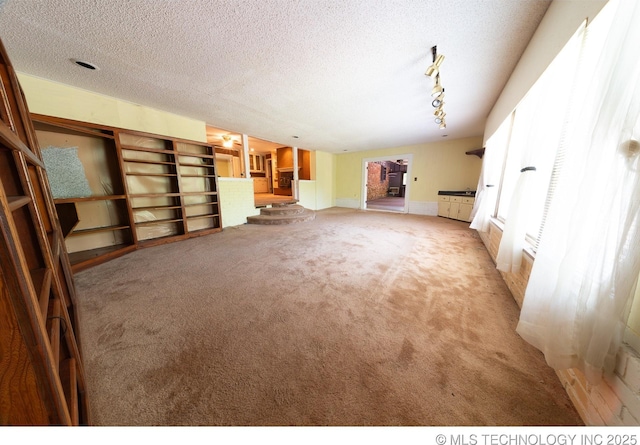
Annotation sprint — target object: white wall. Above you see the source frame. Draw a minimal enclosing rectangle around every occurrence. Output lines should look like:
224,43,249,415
484,0,608,141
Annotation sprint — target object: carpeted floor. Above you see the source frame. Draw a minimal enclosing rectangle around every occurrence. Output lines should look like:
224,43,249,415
73,207,582,426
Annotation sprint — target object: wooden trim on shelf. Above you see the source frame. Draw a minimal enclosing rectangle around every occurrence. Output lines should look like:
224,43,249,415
68,244,137,273
177,151,216,159
68,224,131,236
134,217,184,227
8,195,31,211
125,172,178,178
178,162,215,168
119,144,175,156
132,205,183,211
122,157,176,166
32,118,115,140
53,195,127,204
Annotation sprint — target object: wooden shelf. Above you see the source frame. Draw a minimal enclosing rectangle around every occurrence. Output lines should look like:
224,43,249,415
122,158,176,166
129,192,181,198
187,214,219,220
182,191,218,196
135,217,184,227
184,202,217,208
125,172,178,177
179,162,215,169
177,151,215,159
68,224,131,236
133,205,182,211
8,195,31,211
180,174,217,178
54,195,127,204
120,144,175,156
68,244,136,268
31,115,221,270
32,117,115,140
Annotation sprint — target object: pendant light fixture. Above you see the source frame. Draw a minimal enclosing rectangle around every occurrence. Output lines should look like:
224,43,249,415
426,46,447,129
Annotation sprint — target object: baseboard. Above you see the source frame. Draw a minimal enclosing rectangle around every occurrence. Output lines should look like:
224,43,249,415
408,201,438,216
335,198,360,209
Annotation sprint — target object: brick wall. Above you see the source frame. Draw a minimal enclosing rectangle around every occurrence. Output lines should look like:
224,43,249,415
366,162,389,201
478,220,640,425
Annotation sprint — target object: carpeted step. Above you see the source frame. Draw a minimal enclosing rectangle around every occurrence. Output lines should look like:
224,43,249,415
271,200,299,207
247,208,316,225
260,204,306,216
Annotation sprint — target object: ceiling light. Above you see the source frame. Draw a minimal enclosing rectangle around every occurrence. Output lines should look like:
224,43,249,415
222,135,233,148
439,120,447,130
425,46,448,129
71,59,99,70
425,54,444,79
431,77,444,97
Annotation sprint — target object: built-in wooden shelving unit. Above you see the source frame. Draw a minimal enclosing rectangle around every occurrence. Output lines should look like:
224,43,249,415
30,115,222,272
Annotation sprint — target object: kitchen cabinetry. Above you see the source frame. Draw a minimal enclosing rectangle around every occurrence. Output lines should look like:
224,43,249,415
0,37,89,424
253,177,269,193
249,153,265,172
438,194,475,222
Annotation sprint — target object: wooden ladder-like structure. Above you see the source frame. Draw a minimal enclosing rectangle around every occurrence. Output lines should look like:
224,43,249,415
0,37,89,425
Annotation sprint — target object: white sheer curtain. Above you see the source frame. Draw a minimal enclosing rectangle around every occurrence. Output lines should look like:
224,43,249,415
517,0,640,383
470,117,511,232
494,24,584,273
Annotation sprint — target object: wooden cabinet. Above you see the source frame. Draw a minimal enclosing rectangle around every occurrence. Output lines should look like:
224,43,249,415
31,115,222,271
438,194,475,222
253,177,269,193
249,153,265,172
0,38,89,424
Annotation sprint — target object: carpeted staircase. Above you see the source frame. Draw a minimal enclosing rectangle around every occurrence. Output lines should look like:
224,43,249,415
247,200,316,225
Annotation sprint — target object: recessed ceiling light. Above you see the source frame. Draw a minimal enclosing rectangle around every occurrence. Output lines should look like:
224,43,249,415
71,59,99,70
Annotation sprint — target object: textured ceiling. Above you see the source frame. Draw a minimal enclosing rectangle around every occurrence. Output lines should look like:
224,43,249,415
0,0,551,153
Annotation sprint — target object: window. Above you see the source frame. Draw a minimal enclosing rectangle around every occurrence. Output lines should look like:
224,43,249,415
493,22,585,245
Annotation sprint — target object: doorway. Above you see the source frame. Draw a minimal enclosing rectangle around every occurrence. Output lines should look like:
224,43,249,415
362,155,412,213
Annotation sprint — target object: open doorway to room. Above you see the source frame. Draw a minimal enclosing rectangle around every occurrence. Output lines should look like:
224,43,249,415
362,155,412,213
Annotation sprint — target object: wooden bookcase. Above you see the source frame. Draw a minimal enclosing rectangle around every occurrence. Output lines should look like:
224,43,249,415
0,38,89,424
30,115,222,272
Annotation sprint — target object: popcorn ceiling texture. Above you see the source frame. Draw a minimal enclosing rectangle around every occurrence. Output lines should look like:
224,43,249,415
0,0,550,152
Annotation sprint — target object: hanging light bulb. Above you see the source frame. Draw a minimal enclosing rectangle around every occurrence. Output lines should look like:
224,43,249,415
431,77,444,98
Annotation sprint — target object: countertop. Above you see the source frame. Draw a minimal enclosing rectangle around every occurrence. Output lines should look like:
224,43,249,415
438,190,476,197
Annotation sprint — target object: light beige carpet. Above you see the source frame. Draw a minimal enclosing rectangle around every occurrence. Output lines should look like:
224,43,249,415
73,207,582,426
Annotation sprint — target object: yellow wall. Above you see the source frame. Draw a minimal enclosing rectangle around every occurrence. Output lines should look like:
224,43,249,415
335,137,483,205
315,150,336,209
18,73,207,142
